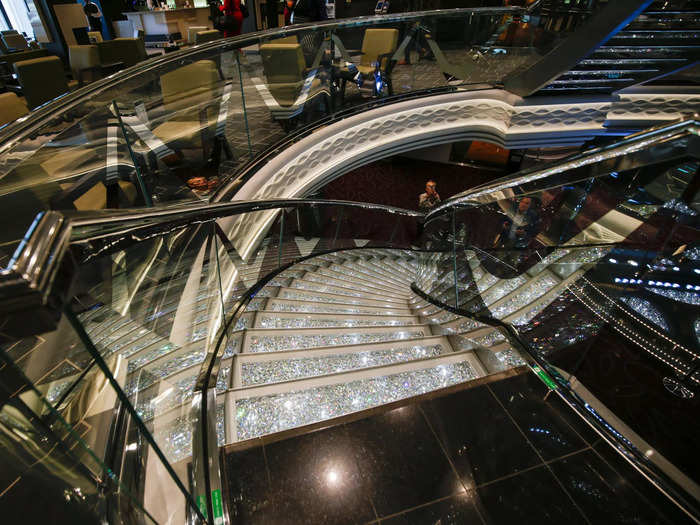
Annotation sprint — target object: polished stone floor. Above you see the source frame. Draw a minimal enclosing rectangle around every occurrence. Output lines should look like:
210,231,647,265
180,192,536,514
222,371,692,524
546,326,700,486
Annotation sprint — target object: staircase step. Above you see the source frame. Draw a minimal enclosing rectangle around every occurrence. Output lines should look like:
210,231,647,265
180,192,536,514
227,351,484,442
253,311,421,329
276,287,409,307
332,261,410,289
242,325,433,353
234,336,453,387
265,297,413,316
289,278,410,303
350,259,414,287
297,273,409,299
313,266,409,295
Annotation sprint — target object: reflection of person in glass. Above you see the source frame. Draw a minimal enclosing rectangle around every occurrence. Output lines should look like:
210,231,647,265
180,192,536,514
497,196,540,249
419,180,441,210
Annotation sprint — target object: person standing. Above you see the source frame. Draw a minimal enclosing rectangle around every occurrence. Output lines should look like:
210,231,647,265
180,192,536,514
220,0,243,37
83,0,103,34
419,179,441,210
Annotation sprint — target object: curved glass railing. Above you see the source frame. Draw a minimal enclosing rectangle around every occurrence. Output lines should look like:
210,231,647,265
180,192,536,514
1,119,698,522
418,117,700,518
0,4,604,263
0,198,422,523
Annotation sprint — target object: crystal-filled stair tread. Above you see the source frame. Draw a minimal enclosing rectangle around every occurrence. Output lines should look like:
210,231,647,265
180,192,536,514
328,263,411,290
233,360,480,441
245,327,429,353
311,267,409,295
298,273,409,298
256,313,419,329
240,343,447,386
265,298,412,316
276,288,404,307
291,279,410,302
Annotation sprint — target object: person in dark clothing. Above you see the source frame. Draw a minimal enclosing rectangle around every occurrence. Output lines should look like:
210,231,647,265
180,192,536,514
497,197,540,249
291,0,327,23
83,0,103,33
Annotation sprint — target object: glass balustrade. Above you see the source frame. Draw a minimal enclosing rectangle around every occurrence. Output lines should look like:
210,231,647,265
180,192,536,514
1,198,423,522
0,4,606,264
0,44,700,523
416,119,700,517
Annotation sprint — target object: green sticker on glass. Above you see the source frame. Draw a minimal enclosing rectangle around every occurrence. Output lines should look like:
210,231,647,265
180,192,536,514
532,365,558,391
212,488,224,525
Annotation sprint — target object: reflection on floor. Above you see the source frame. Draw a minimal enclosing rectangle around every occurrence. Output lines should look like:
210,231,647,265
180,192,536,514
548,326,700,485
222,371,692,524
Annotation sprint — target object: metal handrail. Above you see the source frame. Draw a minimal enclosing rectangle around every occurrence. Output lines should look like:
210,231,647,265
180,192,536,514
3,115,697,326
427,116,700,218
0,198,420,329
0,6,525,157
0,115,697,523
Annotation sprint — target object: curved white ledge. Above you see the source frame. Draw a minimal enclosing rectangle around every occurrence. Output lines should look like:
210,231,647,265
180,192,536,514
225,89,699,258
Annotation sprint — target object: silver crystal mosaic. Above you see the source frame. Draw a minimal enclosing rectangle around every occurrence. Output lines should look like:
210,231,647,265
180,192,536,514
477,274,500,293
482,276,528,306
291,280,368,298
241,344,444,385
258,316,415,329
453,335,477,351
490,273,559,320
127,342,177,372
47,380,72,404
278,290,368,305
152,403,225,463
619,296,670,331
646,287,700,306
434,312,461,324
235,361,478,440
329,264,389,283
493,347,526,368
268,302,395,316
221,336,243,358
125,346,206,395
551,247,609,278
247,330,426,353
456,318,486,333
473,331,506,347
526,249,570,276
135,374,196,421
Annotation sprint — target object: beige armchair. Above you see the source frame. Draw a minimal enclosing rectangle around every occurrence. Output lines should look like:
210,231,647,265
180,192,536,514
0,92,28,127
97,37,148,68
356,28,399,76
68,45,101,86
195,30,222,44
338,28,399,100
256,41,332,124
260,43,309,107
13,56,69,109
152,59,222,156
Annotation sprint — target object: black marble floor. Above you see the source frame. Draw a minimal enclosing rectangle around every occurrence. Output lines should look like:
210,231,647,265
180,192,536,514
222,371,694,524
